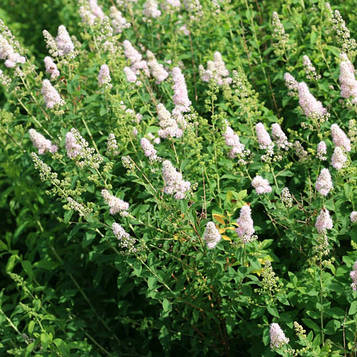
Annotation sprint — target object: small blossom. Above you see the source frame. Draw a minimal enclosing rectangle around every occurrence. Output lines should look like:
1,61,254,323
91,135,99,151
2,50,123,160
271,123,290,149
123,40,142,64
107,133,119,156
41,79,64,108
236,205,256,244
284,72,298,95
199,51,232,86
293,140,308,161
331,146,347,170
89,0,105,20
179,25,190,36
110,6,131,33
65,128,103,168
124,66,138,83
44,56,60,79
317,141,327,161
65,131,82,159
102,189,129,216
331,123,351,152
0,34,25,68
281,187,293,208
252,175,272,194
29,129,57,154
351,211,357,223
143,0,161,18
350,261,357,291
270,323,289,349
272,12,290,56
255,122,273,150
303,55,320,80
43,29,59,57
315,208,333,234
162,160,190,200
224,123,245,158
339,53,357,104
98,64,111,86
315,168,333,196
67,197,92,217
157,103,183,139
203,221,221,249
140,137,158,161
172,67,191,114
55,25,74,56
112,222,130,239
112,222,137,252
146,50,168,83
298,82,327,118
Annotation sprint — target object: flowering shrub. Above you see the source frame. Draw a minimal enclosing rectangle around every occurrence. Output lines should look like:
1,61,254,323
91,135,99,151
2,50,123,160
0,0,357,355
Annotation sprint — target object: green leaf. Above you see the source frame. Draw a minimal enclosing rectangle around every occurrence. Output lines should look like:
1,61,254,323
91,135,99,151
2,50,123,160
162,298,171,313
28,320,35,334
349,301,357,315
267,305,279,317
148,276,156,290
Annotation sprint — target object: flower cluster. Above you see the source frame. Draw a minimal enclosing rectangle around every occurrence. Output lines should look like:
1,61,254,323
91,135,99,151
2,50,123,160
123,40,149,80
203,222,221,249
110,6,131,34
199,51,232,86
298,82,328,119
236,205,256,244
41,79,64,108
339,53,357,104
29,129,57,154
55,25,75,56
272,12,289,57
140,138,158,161
271,123,290,149
317,141,327,161
331,123,351,152
281,187,293,208
143,0,161,18
331,146,347,170
112,222,137,252
315,208,333,234
172,67,191,114
302,55,320,81
0,34,25,68
315,168,333,196
157,103,183,139
106,133,119,156
328,6,357,55
98,64,111,87
44,56,60,79
284,72,298,96
255,122,274,152
270,323,289,349
223,123,245,158
252,175,272,194
67,197,93,217
162,160,190,199
102,189,129,216
146,50,168,83
351,211,357,223
65,128,103,169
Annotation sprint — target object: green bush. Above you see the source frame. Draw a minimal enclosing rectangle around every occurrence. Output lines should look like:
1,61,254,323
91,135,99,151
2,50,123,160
0,0,356,355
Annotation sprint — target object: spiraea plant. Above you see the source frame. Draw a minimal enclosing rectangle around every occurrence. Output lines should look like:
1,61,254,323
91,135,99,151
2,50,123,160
0,0,356,355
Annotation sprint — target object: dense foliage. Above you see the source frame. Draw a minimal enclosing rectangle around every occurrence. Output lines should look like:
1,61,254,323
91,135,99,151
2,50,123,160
0,0,356,355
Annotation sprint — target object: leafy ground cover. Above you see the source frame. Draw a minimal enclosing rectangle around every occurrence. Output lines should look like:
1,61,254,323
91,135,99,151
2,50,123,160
0,0,356,355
